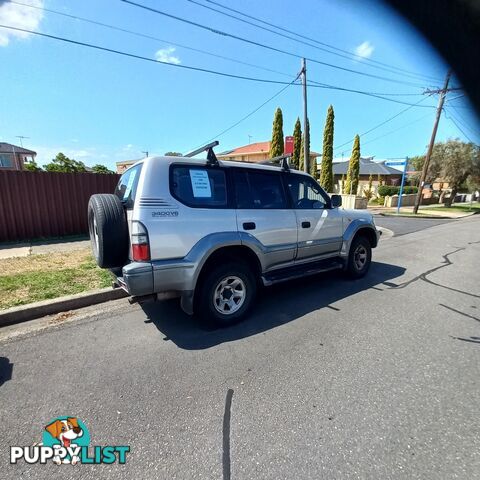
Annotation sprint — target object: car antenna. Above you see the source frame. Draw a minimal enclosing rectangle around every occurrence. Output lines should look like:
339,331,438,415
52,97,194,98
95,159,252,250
184,141,219,166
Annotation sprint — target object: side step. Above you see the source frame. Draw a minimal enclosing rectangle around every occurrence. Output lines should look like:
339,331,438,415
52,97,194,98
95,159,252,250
262,257,344,286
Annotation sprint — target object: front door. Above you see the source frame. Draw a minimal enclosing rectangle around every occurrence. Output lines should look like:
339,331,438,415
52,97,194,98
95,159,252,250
285,173,343,262
233,169,297,271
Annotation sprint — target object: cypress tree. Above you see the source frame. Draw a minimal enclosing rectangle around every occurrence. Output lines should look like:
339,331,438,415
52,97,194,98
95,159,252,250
269,107,284,158
292,117,302,169
299,118,310,172
344,135,361,195
319,105,334,192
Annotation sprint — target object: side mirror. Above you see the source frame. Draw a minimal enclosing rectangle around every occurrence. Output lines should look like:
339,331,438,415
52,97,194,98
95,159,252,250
331,194,342,208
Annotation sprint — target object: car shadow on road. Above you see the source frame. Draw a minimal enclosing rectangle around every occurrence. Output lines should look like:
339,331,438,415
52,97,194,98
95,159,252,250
0,357,13,387
141,261,405,350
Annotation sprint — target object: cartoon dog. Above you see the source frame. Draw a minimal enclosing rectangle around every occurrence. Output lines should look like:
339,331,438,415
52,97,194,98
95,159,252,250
45,418,83,465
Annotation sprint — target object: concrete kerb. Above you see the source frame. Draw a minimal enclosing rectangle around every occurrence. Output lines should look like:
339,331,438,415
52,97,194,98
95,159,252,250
0,287,128,327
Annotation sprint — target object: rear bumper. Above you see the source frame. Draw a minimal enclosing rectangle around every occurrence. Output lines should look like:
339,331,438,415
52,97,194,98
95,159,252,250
112,260,196,314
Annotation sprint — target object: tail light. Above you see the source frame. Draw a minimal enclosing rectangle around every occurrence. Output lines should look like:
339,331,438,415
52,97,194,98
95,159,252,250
131,221,150,262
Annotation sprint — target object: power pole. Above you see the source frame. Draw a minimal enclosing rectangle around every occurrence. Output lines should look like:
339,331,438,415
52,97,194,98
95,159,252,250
413,70,452,214
301,58,309,173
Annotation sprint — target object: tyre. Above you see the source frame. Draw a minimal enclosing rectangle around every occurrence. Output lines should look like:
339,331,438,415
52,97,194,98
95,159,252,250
345,235,372,278
88,194,129,269
196,262,257,327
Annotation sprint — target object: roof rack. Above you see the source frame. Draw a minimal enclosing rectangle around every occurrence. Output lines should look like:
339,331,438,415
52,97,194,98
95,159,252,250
184,140,219,166
259,154,291,172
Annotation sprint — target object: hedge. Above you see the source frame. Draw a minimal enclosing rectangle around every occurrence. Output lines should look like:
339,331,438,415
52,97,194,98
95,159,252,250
377,185,418,197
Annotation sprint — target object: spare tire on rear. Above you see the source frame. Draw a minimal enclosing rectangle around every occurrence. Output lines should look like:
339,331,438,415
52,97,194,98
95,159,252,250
88,194,129,269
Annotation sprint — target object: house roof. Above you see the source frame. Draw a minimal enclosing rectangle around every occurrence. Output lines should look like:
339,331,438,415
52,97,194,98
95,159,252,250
116,158,142,166
0,142,36,155
218,141,320,158
332,157,402,176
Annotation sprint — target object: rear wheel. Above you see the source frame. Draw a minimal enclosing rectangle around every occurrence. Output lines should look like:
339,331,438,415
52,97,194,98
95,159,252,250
345,235,372,278
88,194,129,268
196,262,257,327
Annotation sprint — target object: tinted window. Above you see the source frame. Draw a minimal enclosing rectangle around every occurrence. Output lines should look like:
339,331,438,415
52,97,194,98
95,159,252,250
0,153,13,168
287,174,329,209
234,170,287,209
114,163,142,208
171,166,227,207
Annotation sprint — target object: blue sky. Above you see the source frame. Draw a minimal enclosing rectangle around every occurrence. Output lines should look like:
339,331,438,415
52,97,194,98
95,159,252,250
0,0,478,170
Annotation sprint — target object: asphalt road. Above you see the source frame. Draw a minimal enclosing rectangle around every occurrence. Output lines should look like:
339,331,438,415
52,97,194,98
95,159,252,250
374,215,452,236
1,216,479,479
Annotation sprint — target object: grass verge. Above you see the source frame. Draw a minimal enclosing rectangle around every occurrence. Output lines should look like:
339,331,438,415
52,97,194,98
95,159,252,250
421,204,480,213
0,249,111,310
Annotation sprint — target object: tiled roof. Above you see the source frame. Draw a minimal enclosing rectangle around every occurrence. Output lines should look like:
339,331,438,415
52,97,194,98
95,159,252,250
219,141,320,157
332,157,402,176
0,142,36,155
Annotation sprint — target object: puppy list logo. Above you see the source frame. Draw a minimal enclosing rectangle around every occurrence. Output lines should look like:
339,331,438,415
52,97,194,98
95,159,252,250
10,416,130,465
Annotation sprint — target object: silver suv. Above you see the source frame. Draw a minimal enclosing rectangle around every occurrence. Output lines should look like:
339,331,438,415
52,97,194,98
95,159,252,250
88,143,379,326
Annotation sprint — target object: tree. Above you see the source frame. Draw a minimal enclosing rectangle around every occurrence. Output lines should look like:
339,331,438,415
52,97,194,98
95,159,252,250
429,140,480,206
44,153,87,173
291,117,302,169
299,118,310,172
91,164,114,174
408,155,426,185
269,107,284,158
24,159,42,172
363,174,374,201
340,174,345,193
319,105,335,192
377,174,383,186
164,151,182,156
344,135,360,195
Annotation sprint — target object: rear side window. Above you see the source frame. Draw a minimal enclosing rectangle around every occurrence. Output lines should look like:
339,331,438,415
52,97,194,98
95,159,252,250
114,163,142,208
170,166,227,207
234,170,287,209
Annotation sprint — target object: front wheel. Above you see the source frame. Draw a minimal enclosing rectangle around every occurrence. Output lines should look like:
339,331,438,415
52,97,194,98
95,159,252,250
196,262,257,327
345,235,372,278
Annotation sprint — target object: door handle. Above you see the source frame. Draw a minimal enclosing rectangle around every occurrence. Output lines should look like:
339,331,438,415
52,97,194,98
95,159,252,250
243,222,256,230
301,221,311,228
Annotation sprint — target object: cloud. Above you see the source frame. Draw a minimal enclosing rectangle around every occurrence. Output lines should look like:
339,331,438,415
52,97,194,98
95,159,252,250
354,41,374,60
155,47,181,65
0,0,44,47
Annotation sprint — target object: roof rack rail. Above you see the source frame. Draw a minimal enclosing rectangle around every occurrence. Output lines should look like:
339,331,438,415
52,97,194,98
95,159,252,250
259,154,291,172
184,141,219,166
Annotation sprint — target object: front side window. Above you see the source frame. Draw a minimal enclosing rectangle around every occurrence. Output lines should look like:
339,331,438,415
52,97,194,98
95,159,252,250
114,163,142,208
287,174,329,209
234,170,287,209
0,153,13,168
170,166,227,207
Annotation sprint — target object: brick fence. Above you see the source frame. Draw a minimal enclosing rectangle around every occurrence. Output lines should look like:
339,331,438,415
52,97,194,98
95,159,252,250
0,171,120,242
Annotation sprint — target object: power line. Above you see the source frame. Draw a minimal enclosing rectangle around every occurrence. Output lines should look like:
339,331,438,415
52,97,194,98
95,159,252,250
197,0,443,83
334,95,434,151
361,112,433,147
444,111,475,143
185,0,437,84
444,108,478,139
121,0,428,88
10,1,425,99
8,0,293,80
448,105,479,136
189,75,299,151
0,25,434,109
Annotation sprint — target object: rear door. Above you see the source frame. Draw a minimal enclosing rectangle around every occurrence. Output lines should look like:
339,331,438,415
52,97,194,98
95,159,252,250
285,173,343,262
233,168,297,271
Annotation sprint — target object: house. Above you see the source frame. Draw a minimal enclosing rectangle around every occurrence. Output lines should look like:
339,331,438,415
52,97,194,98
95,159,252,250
329,157,403,194
217,141,320,165
0,143,36,170
116,159,142,174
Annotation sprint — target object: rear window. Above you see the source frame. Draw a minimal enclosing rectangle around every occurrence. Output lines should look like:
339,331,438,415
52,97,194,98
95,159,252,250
114,163,142,208
233,170,287,209
170,166,227,207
